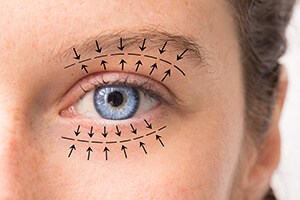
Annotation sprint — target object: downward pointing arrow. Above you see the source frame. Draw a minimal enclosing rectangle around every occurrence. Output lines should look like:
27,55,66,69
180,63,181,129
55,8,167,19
139,38,147,51
130,124,137,134
73,48,81,60
118,38,125,51
74,125,81,136
88,126,94,138
144,119,152,129
176,49,188,61
102,126,108,138
115,126,121,137
95,40,102,53
159,41,168,54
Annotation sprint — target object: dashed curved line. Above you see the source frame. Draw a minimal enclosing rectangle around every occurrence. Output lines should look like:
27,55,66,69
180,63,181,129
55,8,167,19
111,53,124,56
146,131,156,136
79,58,91,63
159,58,172,65
158,126,166,131
61,126,166,144
78,139,89,143
144,54,157,60
120,139,131,143
128,53,141,56
64,52,185,77
61,136,75,141
95,55,108,59
133,136,144,140
64,63,75,69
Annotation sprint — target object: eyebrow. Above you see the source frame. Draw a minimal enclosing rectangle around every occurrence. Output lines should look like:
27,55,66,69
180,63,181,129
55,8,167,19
58,28,207,67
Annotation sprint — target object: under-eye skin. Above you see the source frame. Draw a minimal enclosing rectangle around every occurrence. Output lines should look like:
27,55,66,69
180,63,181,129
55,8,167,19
59,72,177,121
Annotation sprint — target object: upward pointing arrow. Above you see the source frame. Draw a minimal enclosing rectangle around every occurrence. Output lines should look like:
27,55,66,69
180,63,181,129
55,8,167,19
103,147,110,161
68,145,76,157
121,145,128,159
100,60,108,70
81,65,89,73
161,69,171,82
86,147,93,160
135,60,143,72
140,142,147,154
119,59,127,70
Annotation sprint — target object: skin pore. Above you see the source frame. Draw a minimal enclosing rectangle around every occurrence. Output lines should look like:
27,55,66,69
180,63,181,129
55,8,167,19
0,0,287,199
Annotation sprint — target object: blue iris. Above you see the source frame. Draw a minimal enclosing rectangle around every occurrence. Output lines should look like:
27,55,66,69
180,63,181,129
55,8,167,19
93,85,140,120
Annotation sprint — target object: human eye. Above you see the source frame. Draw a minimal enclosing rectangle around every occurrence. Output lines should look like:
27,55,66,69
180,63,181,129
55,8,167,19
60,72,173,122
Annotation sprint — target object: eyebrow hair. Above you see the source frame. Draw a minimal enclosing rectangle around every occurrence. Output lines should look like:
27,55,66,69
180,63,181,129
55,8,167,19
58,28,207,66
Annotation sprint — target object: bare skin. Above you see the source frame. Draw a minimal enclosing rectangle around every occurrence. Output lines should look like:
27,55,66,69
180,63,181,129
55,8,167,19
0,0,287,199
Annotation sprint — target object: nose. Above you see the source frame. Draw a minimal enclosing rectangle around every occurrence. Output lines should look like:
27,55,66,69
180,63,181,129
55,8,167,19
0,99,32,199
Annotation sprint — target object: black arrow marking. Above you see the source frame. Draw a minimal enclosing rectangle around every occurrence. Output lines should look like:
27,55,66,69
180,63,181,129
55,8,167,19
74,125,81,136
73,48,81,60
140,142,147,154
135,60,143,72
139,38,147,51
87,147,93,160
103,147,110,161
68,144,76,157
161,69,171,82
81,65,89,73
95,40,102,53
88,126,94,138
102,126,108,138
177,49,188,61
119,59,127,70
156,135,165,147
100,60,108,70
115,125,121,137
159,41,168,54
121,145,128,159
118,38,125,51
144,119,152,129
149,63,158,75
130,124,137,134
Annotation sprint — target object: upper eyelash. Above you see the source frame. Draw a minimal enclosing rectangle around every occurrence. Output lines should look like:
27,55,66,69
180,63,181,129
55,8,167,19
78,76,176,106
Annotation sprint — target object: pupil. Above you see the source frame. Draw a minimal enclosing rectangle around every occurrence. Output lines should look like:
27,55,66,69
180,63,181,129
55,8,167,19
107,91,124,107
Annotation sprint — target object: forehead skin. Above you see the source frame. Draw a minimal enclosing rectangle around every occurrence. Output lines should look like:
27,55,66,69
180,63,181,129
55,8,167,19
0,0,244,199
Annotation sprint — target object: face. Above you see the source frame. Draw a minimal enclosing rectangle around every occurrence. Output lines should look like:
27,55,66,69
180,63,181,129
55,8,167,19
0,0,256,199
